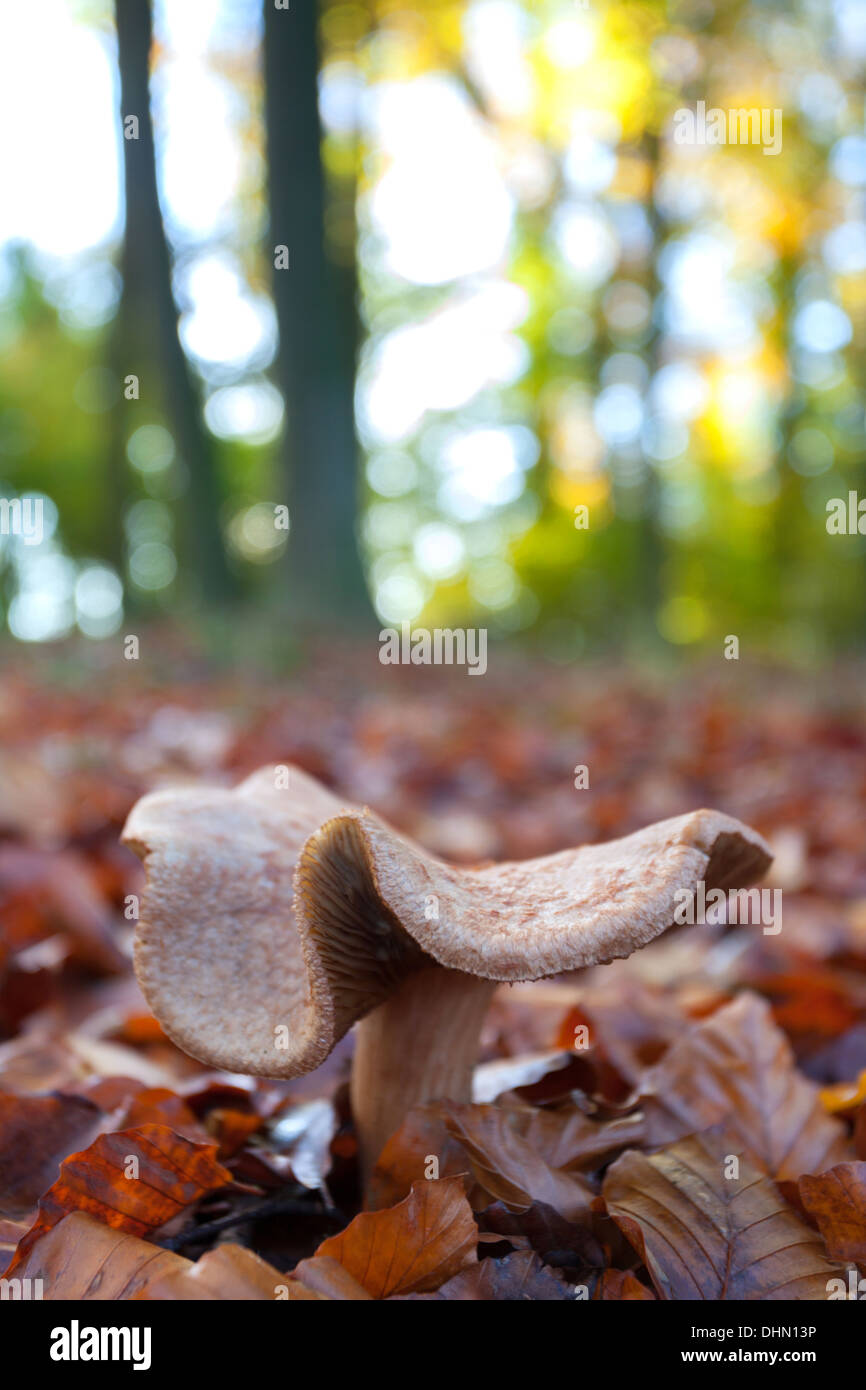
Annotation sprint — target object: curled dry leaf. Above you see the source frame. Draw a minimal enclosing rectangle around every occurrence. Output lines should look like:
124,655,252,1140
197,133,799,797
300,1175,477,1298
820,1069,866,1116
641,993,849,1181
0,1091,104,1219
604,1128,844,1300
7,1123,233,1274
11,1210,190,1300
395,1250,573,1300
370,1095,645,1214
442,1102,596,1223
268,1098,337,1191
799,1162,866,1264
479,1199,605,1267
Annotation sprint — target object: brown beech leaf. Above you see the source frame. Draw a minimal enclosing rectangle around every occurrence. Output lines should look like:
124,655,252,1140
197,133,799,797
12,1210,191,1299
74,1076,149,1112
594,1269,656,1300
311,1176,477,1298
114,1088,209,1143
395,1250,573,1300
7,1123,233,1273
453,1097,644,1174
642,993,848,1180
799,1163,866,1263
554,982,689,1091
442,1102,599,1222
207,1108,264,1159
0,1091,104,1218
368,1103,474,1210
604,1128,843,1300
142,1242,324,1300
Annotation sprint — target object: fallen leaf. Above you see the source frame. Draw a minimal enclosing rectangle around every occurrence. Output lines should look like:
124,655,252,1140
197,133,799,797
479,1199,604,1266
0,1091,104,1218
142,1242,323,1300
756,969,862,1041
115,1088,209,1143
0,845,126,974
604,1128,843,1300
7,1123,233,1273
368,1103,473,1210
111,1014,169,1046
442,1102,606,1221
12,1210,190,1299
642,993,848,1180
311,1176,477,1298
799,1163,866,1264
207,1108,263,1158
554,983,688,1091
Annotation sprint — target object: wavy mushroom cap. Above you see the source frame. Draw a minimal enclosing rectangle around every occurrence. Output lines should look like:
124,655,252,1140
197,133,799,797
122,765,772,1081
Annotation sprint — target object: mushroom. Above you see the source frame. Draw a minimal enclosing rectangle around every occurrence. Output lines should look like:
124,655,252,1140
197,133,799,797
122,766,771,1191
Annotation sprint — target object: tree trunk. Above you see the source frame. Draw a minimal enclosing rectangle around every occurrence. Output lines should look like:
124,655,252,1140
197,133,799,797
113,0,234,604
263,0,373,627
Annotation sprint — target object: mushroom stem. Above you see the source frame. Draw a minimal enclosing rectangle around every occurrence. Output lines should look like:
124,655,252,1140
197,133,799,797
350,964,496,1196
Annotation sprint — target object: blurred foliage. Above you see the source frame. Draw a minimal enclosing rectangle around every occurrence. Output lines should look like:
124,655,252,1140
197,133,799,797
0,0,864,657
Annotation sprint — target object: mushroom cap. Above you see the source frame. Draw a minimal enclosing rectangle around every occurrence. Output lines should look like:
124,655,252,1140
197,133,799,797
122,764,772,1080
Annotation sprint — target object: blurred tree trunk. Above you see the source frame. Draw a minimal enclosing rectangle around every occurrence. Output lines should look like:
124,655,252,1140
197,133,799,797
263,0,373,627
113,0,234,603
633,130,664,644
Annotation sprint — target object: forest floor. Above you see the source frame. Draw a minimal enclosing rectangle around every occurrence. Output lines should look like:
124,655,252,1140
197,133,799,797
0,637,864,1299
